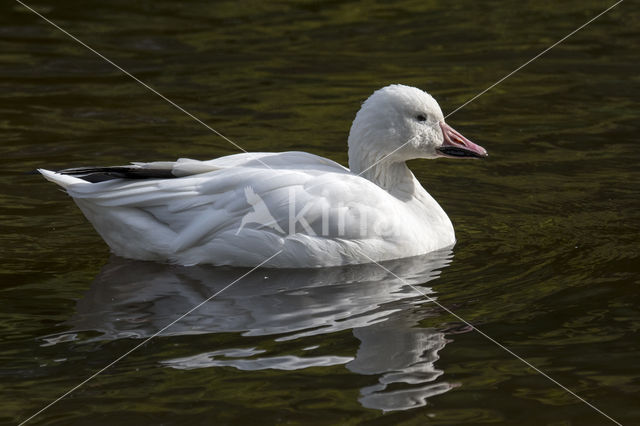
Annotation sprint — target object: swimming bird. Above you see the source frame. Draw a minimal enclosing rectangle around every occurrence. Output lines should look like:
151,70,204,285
39,84,487,267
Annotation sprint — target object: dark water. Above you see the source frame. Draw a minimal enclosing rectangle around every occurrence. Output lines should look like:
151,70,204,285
1,0,639,424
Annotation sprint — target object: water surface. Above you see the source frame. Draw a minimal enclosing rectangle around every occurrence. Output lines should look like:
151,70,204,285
1,0,639,424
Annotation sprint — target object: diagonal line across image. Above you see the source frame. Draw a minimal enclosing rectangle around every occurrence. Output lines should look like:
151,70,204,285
359,253,623,426
15,0,624,424
14,0,275,170
18,250,283,426
357,0,623,179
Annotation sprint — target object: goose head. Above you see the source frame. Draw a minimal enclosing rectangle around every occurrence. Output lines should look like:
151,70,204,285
348,84,487,179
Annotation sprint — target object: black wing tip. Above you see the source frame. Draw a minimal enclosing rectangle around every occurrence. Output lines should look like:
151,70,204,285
54,166,178,182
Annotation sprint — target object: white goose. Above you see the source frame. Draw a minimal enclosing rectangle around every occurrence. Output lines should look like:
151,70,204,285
40,84,487,268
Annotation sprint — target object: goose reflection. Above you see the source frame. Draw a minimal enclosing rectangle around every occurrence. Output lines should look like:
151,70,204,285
57,249,460,411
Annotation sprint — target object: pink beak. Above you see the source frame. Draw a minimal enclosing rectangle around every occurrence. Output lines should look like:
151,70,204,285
437,121,487,159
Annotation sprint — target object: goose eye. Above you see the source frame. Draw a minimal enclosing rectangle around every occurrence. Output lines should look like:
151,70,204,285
416,114,427,122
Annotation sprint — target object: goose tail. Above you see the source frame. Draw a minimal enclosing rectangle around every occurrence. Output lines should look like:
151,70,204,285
38,169,87,189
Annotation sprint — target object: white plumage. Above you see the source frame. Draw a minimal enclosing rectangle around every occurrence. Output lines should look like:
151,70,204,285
39,85,487,267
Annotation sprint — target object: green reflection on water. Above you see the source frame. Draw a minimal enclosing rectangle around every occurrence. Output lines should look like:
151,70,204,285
1,0,638,424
